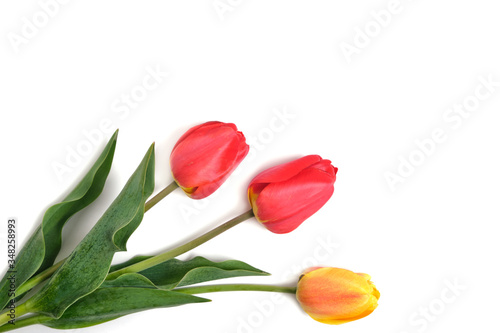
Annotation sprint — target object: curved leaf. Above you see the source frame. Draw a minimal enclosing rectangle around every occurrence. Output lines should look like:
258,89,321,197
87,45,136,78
101,273,157,289
0,131,118,309
108,255,152,273
24,144,155,319
42,274,209,329
108,256,269,290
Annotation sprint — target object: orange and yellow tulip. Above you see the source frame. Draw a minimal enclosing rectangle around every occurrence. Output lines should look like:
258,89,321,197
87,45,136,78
296,267,380,325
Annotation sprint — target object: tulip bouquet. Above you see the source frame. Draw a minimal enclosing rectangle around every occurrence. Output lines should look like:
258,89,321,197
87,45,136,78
0,122,379,331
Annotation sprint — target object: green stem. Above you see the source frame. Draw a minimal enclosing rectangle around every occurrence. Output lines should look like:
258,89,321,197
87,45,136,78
0,284,296,332
145,181,179,212
0,314,51,332
106,209,255,280
0,302,31,327
175,284,297,295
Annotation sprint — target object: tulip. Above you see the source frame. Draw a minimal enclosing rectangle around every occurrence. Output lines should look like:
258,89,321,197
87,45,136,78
122,155,335,284
296,267,380,325
247,155,337,234
170,121,249,199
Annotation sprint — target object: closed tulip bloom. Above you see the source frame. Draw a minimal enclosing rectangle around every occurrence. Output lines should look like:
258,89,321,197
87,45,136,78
296,267,380,325
170,121,249,199
247,155,337,234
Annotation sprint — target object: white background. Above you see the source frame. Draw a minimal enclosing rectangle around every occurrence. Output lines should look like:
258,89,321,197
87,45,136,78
1,1,499,332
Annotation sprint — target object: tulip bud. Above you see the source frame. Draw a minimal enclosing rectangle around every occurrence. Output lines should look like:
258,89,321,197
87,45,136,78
247,155,337,233
296,267,380,325
170,121,249,199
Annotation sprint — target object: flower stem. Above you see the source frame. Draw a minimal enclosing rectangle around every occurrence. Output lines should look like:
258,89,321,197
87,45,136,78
175,284,297,295
0,302,31,327
106,209,255,280
0,314,51,332
145,181,179,212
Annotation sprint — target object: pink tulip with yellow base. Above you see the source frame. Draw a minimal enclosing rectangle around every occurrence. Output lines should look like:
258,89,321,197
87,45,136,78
248,155,338,234
170,121,249,199
144,121,249,212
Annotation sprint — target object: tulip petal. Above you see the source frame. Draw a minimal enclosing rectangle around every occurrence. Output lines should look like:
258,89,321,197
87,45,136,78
300,267,324,277
189,131,249,199
314,295,378,325
249,155,322,185
357,273,371,281
172,121,230,151
310,159,337,177
371,283,381,300
254,166,334,233
171,125,243,189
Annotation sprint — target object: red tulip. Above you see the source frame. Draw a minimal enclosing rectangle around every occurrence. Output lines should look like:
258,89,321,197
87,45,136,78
170,121,249,199
247,155,337,233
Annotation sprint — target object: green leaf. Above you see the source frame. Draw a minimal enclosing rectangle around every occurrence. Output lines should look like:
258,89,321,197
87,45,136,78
101,273,157,289
108,255,152,273
42,274,209,329
108,256,270,290
0,131,118,310
24,144,155,319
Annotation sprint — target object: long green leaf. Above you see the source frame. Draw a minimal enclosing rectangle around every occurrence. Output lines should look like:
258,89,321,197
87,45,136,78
24,143,155,319
0,131,118,309
101,273,158,289
107,256,270,290
108,255,152,272
42,274,209,329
